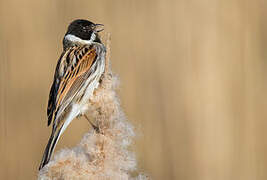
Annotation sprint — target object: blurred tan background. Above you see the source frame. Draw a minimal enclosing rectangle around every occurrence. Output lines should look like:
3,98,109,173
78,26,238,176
1,0,267,179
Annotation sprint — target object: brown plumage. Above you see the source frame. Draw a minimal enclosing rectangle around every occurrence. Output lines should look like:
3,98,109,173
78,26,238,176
39,20,106,170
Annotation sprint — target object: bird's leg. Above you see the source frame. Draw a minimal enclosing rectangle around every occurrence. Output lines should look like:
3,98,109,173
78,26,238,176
84,115,100,133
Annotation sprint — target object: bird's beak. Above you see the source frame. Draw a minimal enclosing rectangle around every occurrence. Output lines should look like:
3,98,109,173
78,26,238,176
93,24,104,32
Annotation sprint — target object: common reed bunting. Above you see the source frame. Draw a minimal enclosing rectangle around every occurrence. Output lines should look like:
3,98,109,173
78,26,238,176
39,19,106,170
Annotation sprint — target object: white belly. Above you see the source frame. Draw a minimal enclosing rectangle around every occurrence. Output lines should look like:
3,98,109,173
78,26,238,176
76,56,105,114
59,55,105,137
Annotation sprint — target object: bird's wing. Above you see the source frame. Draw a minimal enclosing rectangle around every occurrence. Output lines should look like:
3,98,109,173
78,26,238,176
47,45,99,127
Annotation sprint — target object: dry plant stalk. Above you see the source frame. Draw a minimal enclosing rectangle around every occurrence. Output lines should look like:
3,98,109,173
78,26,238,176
38,33,149,180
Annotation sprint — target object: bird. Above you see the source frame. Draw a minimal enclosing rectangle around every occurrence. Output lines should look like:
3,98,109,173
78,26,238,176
39,19,106,170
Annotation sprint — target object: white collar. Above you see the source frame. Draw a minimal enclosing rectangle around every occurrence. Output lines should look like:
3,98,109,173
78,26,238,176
64,33,96,45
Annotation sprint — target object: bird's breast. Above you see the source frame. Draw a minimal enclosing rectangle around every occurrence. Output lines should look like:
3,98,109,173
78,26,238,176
75,53,105,115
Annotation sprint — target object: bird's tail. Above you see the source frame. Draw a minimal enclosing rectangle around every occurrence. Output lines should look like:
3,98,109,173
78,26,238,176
39,106,79,170
39,126,63,170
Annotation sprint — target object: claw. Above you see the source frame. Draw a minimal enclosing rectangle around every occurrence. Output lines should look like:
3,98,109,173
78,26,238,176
84,115,100,133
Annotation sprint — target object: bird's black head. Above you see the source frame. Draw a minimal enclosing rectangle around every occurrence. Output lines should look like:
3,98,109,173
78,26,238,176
63,19,104,49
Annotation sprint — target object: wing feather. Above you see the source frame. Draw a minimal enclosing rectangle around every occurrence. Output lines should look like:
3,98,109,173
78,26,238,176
47,45,97,127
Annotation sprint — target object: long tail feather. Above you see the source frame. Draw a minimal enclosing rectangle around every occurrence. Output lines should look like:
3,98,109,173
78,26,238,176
39,106,79,170
39,126,62,170
39,106,80,170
